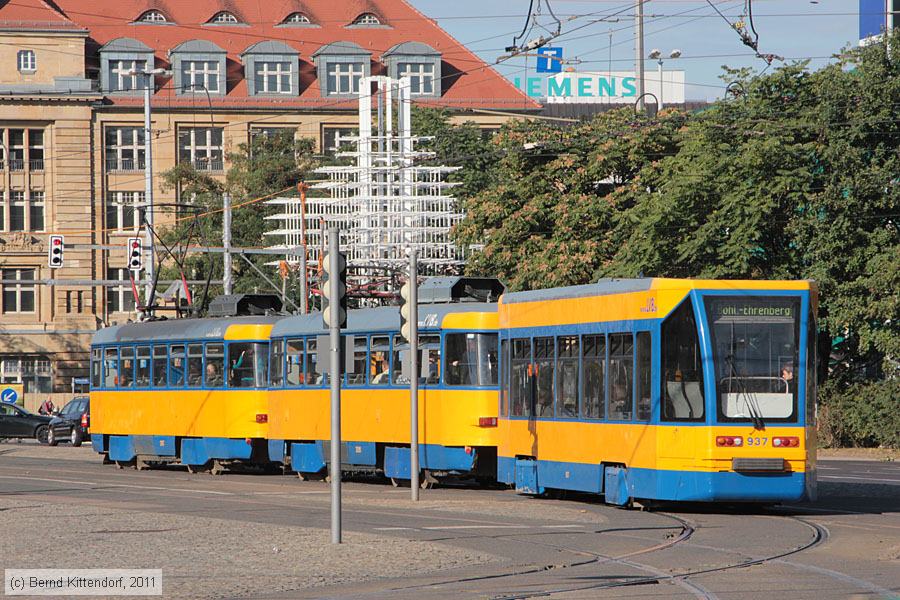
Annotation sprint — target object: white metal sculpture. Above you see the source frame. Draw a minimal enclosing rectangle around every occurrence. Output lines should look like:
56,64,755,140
264,76,464,285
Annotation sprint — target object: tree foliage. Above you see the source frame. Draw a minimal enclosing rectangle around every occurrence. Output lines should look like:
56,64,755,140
157,131,317,307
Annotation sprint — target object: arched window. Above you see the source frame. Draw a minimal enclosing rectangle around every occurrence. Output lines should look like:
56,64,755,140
210,11,239,24
284,12,311,24
137,10,167,23
352,13,380,25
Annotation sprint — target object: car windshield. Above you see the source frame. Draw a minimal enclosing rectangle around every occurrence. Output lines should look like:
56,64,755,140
705,296,800,423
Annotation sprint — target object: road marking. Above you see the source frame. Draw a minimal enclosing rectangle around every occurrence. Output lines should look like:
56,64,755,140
0,475,94,486
105,483,234,496
373,527,415,531
540,524,584,529
819,475,900,484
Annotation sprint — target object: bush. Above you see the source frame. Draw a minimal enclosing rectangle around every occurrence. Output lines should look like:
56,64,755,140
818,379,900,448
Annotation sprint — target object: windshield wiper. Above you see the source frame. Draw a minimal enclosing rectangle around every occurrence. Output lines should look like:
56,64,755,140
725,354,765,430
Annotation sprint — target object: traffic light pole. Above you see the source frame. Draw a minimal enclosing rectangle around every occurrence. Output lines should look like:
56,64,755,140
328,227,342,544
142,76,155,308
409,250,419,501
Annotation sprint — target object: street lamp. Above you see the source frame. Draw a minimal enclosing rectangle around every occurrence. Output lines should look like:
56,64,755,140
125,67,170,311
648,49,681,110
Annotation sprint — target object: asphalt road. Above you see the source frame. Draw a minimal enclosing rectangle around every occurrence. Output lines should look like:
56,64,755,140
0,443,897,599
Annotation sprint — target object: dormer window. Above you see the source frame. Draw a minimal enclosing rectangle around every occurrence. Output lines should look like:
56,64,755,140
170,40,227,96
312,42,371,97
209,12,239,24
17,50,36,73
382,42,442,97
137,10,167,23
284,12,310,24
241,41,300,96
352,13,380,25
98,38,155,94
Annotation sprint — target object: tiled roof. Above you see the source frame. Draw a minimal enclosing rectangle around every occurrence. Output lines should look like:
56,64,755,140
12,0,537,110
0,0,84,31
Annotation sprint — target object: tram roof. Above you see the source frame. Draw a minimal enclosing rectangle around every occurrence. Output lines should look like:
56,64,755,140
271,303,497,338
92,316,282,345
501,278,814,305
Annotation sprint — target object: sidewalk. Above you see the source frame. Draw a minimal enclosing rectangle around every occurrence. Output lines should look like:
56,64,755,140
818,447,897,462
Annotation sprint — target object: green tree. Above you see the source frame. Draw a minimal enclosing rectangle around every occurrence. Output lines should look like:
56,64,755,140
157,131,317,308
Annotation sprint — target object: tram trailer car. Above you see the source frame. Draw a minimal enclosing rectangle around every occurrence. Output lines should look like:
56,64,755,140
497,278,818,505
89,309,281,472
267,277,503,485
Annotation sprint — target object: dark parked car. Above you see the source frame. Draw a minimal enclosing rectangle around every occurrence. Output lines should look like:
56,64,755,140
0,403,51,443
48,397,90,447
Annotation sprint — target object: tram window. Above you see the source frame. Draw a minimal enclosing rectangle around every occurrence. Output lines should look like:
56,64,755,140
306,339,323,386
391,335,408,384
445,333,499,387
227,342,267,388
346,337,367,386
806,313,817,426
270,340,284,387
285,339,304,386
534,337,554,417
169,345,186,388
420,335,441,385
556,336,579,418
136,346,151,388
661,299,704,421
152,346,168,388
636,332,651,421
104,348,119,388
608,334,633,420
582,335,605,419
370,336,390,385
187,344,203,388
119,347,134,388
510,338,532,417
205,343,224,388
500,339,510,415
90,349,101,389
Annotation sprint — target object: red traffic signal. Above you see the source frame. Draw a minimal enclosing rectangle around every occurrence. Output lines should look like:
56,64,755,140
126,237,143,271
47,234,64,268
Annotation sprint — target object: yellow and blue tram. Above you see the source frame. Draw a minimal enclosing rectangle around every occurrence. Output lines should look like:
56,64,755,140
267,288,501,484
496,278,818,504
89,315,280,470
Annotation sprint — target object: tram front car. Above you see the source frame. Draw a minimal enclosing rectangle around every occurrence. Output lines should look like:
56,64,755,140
497,279,818,505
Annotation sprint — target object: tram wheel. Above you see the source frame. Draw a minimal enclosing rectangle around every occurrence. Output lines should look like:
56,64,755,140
390,477,401,488
135,458,149,471
186,462,210,474
209,460,225,476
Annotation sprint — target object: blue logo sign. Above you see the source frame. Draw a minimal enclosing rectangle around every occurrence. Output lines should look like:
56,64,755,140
1,388,18,404
536,47,563,73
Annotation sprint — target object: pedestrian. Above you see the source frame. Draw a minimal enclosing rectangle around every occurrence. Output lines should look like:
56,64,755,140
38,398,55,415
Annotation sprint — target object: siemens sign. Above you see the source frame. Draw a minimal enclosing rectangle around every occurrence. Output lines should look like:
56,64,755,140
514,71,686,104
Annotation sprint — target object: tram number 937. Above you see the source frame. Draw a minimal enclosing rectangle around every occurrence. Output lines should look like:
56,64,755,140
746,437,768,446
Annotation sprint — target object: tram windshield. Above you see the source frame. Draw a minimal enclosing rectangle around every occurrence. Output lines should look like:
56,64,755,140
226,342,269,388
444,333,498,387
705,296,801,424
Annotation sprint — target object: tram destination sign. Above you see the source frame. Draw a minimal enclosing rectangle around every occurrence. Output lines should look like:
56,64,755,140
714,303,795,319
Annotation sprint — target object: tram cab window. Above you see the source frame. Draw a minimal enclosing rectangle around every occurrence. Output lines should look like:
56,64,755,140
391,335,408,384
285,339,304,386
169,345,185,388
534,337,554,417
346,337,367,386
205,343,224,388
370,336,390,385
636,332,651,421
500,339,510,415
582,335,605,419
270,339,284,387
661,299,704,421
510,338,532,417
705,296,800,423
227,342,268,388
104,348,119,388
187,344,203,388
91,349,101,389
556,336,579,418
136,346,151,388
152,346,168,388
445,333,499,387
120,347,135,388
608,334,633,420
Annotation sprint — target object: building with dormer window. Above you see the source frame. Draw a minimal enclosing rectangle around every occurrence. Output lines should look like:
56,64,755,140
0,0,537,400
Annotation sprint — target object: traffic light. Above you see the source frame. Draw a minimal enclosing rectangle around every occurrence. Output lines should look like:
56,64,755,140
322,251,347,329
126,237,143,272
47,235,64,269
399,279,413,341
